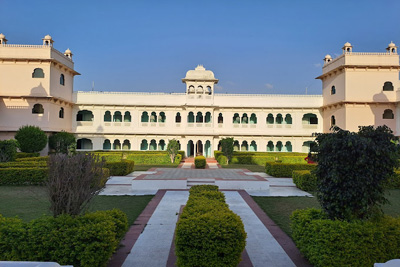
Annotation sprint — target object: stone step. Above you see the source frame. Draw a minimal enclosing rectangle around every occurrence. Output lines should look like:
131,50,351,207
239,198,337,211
186,178,216,188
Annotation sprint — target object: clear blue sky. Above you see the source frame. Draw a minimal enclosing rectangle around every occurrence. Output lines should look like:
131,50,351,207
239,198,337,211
1,0,399,95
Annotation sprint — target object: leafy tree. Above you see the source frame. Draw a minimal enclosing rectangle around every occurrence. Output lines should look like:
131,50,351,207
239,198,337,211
49,131,76,154
0,139,18,162
221,138,234,165
47,153,108,216
167,139,180,163
15,125,47,153
312,125,399,221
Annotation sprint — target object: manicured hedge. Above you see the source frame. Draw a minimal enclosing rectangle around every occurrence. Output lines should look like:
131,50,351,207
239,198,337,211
104,160,135,176
175,154,182,164
0,168,48,185
16,156,49,162
194,156,206,169
0,209,128,266
292,170,317,191
214,151,308,166
15,152,40,159
291,208,400,267
217,155,228,165
90,151,184,165
0,161,47,168
265,162,317,177
175,185,246,267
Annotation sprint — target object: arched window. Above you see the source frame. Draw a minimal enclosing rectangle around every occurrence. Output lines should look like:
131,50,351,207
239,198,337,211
250,113,257,124
383,82,394,91
241,113,248,124
159,112,166,123
141,111,149,122
276,141,283,152
59,107,64,118
331,86,336,95
266,113,274,124
188,112,194,123
158,140,166,150
267,141,274,152
196,112,203,123
140,139,148,150
175,112,181,123
233,140,240,151
103,139,111,150
285,141,292,152
383,109,394,119
206,86,212,95
331,115,336,126
77,138,93,150
122,140,131,150
150,112,157,122
205,112,211,123
250,141,257,152
284,114,292,124
32,103,44,114
113,111,122,122
76,110,93,121
302,113,318,124
302,141,314,153
60,74,65,86
197,86,203,94
218,113,223,124
32,68,44,78
188,85,195,94
124,111,131,122
113,139,121,150
241,141,248,151
276,114,283,124
233,113,240,124
149,140,157,150
104,111,111,122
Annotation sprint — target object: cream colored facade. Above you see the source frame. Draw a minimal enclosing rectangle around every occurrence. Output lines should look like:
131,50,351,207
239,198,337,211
0,34,399,156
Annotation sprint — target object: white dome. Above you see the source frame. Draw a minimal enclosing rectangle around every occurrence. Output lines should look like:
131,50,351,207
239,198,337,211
388,41,396,48
343,42,352,47
64,48,72,54
183,65,216,81
0,33,5,39
324,54,332,59
43,34,52,40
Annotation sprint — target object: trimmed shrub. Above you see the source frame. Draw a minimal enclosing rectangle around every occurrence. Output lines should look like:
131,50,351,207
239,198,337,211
16,156,49,162
0,140,18,163
175,185,246,267
15,125,47,153
217,155,228,165
174,154,182,164
214,151,308,166
292,170,317,191
48,131,76,154
0,209,128,266
104,160,135,176
265,162,316,177
15,152,40,159
0,168,48,185
0,161,47,168
194,156,206,169
291,208,400,267
126,153,171,164
178,150,185,159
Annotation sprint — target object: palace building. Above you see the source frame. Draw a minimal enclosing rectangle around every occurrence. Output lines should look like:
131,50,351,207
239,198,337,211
0,34,399,156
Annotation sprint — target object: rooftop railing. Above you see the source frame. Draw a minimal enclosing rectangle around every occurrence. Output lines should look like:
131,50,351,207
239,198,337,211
0,44,72,62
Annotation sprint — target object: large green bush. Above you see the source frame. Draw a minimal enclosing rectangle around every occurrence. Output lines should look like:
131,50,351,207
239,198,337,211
0,140,18,163
0,209,128,266
48,131,76,154
313,126,399,220
292,170,317,191
265,162,316,177
15,125,48,153
0,168,48,185
290,208,400,267
194,156,206,169
104,160,135,176
175,185,246,267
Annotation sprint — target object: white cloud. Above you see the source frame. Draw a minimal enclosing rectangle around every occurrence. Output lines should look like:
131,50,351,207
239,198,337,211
314,63,322,68
265,83,274,89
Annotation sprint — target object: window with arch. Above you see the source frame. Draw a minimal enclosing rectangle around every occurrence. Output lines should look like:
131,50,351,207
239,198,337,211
285,141,292,152
250,141,257,151
205,112,211,123
331,85,336,95
197,86,203,93
158,140,166,150
159,112,166,123
150,112,157,122
140,139,148,150
175,112,181,123
76,110,93,121
113,111,122,122
59,107,64,118
124,111,131,122
103,139,111,150
241,141,248,151
233,113,240,124
188,112,194,123
188,85,195,93
32,68,44,78
104,111,111,122
141,111,149,122
331,115,336,126
196,112,203,123
267,141,274,152
284,114,292,124
149,140,157,150
113,139,121,150
206,86,212,95
233,140,240,151
276,141,283,152
241,113,248,124
77,138,93,150
250,113,257,124
302,113,318,124
218,113,223,124
122,140,131,150
383,82,394,91
60,74,65,86
302,141,314,153
32,103,44,114
266,113,274,124
276,114,283,124
383,109,394,119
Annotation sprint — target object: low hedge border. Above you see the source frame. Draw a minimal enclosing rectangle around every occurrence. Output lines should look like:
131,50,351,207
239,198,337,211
0,209,128,266
104,160,135,176
90,150,185,165
214,151,308,166
0,168,48,185
265,162,317,177
0,161,47,168
15,152,40,159
175,185,246,266
290,208,400,267
194,156,206,169
292,170,317,191
16,156,49,162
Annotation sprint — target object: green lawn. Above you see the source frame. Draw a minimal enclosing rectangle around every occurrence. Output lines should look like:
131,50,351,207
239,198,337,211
0,186,153,225
134,164,178,171
253,189,400,237
221,164,265,172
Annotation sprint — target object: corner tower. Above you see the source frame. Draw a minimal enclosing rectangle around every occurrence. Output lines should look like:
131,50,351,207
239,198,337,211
182,65,218,105
317,42,400,134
